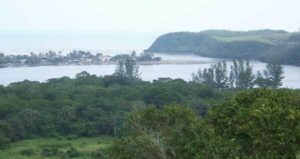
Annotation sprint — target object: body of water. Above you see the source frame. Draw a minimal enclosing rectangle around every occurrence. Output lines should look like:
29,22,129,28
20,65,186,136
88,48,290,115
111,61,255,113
0,31,159,53
0,53,300,88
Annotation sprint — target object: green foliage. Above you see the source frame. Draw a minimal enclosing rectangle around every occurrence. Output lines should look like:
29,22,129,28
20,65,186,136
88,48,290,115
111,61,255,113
209,89,300,158
193,61,228,89
0,69,296,158
110,89,300,158
143,87,182,107
0,133,11,148
0,72,224,147
25,53,41,65
193,60,256,89
20,148,35,156
230,60,255,88
109,105,206,159
147,30,300,65
264,63,284,88
256,63,285,88
136,52,161,62
66,147,81,158
114,55,140,79
41,147,59,157
92,150,108,159
110,52,161,62
0,137,112,159
108,105,238,159
0,120,13,147
194,60,285,89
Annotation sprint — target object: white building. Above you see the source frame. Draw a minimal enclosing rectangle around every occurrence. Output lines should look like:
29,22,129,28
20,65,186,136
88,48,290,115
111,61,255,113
99,55,111,62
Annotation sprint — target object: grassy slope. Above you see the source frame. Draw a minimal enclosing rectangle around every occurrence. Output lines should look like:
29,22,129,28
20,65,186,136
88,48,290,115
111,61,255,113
148,30,295,52
213,35,270,43
0,136,113,159
212,33,292,44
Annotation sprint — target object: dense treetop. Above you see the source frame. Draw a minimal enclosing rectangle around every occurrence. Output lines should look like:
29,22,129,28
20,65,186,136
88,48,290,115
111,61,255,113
0,57,298,158
110,89,300,159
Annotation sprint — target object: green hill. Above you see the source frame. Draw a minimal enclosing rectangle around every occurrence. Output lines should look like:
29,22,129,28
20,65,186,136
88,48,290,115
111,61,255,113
147,30,300,65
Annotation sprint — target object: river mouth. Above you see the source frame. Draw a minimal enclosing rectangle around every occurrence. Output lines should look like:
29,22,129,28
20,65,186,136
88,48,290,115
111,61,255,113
0,53,299,88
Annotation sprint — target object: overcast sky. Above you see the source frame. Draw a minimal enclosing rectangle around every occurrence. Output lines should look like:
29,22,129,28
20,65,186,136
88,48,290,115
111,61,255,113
0,0,299,33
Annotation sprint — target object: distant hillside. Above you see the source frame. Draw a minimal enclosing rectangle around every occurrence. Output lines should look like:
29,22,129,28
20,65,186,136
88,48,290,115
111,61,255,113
147,30,300,65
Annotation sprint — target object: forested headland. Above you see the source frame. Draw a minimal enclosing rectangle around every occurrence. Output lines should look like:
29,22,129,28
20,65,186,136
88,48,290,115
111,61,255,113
147,29,300,65
0,56,299,158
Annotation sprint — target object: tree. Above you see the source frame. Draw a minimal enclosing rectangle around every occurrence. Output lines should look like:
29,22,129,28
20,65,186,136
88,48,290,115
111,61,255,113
109,105,220,159
25,52,41,65
143,87,181,107
213,62,228,89
230,60,255,88
192,61,228,89
264,63,284,88
76,71,90,78
255,71,267,87
57,106,77,135
229,70,235,88
0,120,13,147
0,53,6,65
193,60,257,89
131,51,137,57
255,63,284,88
114,55,140,79
209,89,300,158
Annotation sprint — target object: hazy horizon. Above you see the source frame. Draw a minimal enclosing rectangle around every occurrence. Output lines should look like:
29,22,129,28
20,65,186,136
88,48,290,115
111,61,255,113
1,0,299,52
1,28,297,54
0,31,160,53
1,28,294,51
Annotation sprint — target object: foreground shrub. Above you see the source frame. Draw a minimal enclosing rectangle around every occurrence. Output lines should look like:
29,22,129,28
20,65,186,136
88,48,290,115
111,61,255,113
0,133,10,148
92,150,108,159
20,148,35,156
109,105,230,159
41,147,59,157
110,89,300,158
66,147,81,158
209,89,300,158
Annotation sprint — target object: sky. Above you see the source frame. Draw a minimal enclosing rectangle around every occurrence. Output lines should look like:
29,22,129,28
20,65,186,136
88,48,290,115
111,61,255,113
0,0,299,32
0,0,299,52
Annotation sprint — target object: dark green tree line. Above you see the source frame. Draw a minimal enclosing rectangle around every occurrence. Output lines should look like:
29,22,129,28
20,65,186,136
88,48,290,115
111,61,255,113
110,89,300,159
193,60,284,89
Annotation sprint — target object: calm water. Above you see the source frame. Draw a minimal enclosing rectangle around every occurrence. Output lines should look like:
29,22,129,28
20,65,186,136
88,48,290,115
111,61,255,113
0,54,299,88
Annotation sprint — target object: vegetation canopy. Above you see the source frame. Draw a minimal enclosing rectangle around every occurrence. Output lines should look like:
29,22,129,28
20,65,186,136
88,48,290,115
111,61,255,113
0,57,298,159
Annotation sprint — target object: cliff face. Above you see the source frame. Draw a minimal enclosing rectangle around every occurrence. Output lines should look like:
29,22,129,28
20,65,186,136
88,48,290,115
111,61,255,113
147,30,300,65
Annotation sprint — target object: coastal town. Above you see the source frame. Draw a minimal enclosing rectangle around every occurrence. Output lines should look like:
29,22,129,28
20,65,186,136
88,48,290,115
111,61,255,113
0,50,162,67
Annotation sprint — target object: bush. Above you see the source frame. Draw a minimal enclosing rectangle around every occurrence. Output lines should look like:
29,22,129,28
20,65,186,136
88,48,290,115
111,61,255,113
0,133,11,148
66,135,78,140
20,148,35,156
109,105,211,159
41,147,59,157
92,150,107,159
67,147,81,158
209,89,300,158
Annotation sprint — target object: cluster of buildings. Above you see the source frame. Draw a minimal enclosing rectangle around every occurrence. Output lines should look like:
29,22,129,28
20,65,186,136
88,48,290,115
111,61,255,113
0,50,161,67
0,51,114,67
68,54,112,65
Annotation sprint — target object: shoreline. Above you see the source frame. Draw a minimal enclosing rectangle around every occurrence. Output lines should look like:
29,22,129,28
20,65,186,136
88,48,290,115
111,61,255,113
153,52,300,67
0,60,217,68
